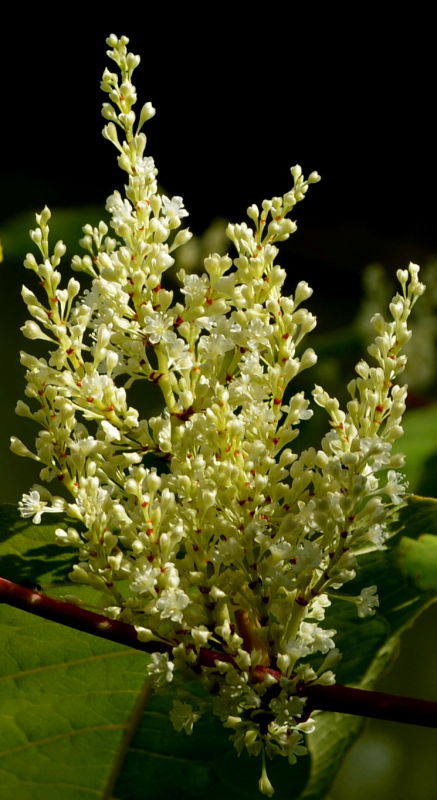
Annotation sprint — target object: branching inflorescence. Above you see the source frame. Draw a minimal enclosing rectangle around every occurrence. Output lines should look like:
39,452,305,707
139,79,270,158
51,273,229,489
12,34,425,796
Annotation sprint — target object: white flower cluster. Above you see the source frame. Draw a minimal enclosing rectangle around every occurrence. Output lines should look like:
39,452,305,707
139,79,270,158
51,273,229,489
13,34,425,795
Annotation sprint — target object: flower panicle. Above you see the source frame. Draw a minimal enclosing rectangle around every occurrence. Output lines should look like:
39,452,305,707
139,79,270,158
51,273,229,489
12,33,424,796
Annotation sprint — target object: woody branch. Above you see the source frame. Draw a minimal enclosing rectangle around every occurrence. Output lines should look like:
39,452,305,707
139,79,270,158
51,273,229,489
1,577,436,729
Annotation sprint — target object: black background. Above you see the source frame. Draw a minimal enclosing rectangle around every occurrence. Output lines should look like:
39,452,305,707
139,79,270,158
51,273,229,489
1,17,437,279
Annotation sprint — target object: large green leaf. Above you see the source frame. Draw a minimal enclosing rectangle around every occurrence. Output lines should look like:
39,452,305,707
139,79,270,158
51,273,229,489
0,505,149,798
1,498,437,800
0,604,149,799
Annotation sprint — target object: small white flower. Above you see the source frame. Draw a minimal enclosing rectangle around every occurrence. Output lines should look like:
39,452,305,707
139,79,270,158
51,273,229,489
169,700,200,734
101,420,121,441
356,585,379,618
147,652,174,688
156,587,190,622
142,313,173,344
130,562,159,595
383,470,407,504
18,489,65,524
161,194,189,219
134,155,156,180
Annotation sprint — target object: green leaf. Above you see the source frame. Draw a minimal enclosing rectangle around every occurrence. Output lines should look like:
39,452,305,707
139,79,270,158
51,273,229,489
0,504,77,588
0,505,150,798
398,535,437,591
396,493,437,539
0,604,150,800
1,498,437,800
393,404,437,493
396,494,437,592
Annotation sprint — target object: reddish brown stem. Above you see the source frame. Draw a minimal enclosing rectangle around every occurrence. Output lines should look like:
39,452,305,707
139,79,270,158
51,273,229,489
235,608,270,666
0,577,170,654
1,577,437,728
300,683,437,728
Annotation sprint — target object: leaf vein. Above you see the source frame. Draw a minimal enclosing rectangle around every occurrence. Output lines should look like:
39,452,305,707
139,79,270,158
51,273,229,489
0,723,126,757
0,648,144,683
128,746,214,766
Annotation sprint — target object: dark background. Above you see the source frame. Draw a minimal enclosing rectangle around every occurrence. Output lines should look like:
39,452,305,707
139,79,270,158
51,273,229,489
2,19,437,269
1,17,437,800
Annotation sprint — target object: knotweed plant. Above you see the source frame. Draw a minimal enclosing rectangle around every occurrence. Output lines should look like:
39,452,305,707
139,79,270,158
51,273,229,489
11,35,425,796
